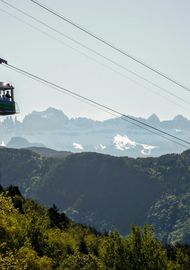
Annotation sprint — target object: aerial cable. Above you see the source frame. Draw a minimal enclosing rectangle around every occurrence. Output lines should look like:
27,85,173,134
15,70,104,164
4,65,146,127
5,64,119,118
1,11,190,114
3,64,189,149
30,0,190,93
1,61,190,149
1,0,190,109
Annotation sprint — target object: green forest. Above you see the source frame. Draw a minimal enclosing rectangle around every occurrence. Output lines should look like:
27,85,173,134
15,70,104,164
1,148,190,242
1,185,190,270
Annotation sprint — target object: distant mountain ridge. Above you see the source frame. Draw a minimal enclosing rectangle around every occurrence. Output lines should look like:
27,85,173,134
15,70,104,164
1,107,190,157
7,137,45,148
27,147,72,158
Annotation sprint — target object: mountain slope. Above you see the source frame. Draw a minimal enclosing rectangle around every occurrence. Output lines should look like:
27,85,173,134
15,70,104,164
27,147,72,158
0,147,190,242
1,186,189,269
36,152,164,234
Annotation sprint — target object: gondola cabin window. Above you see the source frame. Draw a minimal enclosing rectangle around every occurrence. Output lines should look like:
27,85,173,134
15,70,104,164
0,82,16,115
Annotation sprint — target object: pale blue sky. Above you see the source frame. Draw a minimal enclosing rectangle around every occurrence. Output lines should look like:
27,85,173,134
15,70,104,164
0,0,190,120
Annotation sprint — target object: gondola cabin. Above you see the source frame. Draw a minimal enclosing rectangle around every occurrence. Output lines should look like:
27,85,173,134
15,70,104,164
0,82,16,115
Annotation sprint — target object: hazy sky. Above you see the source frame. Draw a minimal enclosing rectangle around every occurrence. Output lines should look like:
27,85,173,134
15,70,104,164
0,0,190,121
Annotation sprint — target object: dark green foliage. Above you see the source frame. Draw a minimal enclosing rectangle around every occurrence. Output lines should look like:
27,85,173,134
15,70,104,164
148,193,190,244
48,204,69,229
123,225,168,270
0,186,190,269
1,148,190,242
5,185,22,197
5,185,24,213
58,253,104,270
0,185,3,193
78,238,88,254
99,231,125,270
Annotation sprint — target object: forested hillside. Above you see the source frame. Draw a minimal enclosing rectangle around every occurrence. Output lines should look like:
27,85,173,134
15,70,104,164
0,147,190,243
0,186,190,270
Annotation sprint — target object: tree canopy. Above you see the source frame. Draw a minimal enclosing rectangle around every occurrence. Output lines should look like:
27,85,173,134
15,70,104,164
0,186,190,269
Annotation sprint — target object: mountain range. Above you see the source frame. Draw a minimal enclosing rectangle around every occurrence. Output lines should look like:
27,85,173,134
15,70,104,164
1,107,190,157
1,146,190,244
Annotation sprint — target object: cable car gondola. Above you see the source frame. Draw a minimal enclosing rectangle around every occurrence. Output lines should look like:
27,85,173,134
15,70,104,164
0,82,17,115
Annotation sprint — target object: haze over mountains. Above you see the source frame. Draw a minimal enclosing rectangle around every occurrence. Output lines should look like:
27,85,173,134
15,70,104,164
1,107,190,157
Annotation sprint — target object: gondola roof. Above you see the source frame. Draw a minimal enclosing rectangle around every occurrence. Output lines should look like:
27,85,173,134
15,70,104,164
0,82,14,90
